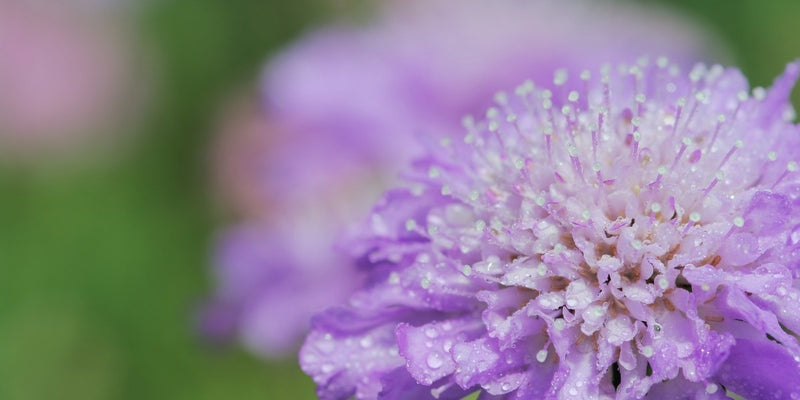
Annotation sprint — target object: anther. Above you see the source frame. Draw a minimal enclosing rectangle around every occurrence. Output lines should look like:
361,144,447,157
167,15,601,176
670,137,693,170
772,161,799,189
718,140,743,169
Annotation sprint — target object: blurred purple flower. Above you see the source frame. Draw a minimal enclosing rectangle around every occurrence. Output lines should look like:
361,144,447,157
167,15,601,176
205,0,725,357
301,60,800,399
0,1,140,159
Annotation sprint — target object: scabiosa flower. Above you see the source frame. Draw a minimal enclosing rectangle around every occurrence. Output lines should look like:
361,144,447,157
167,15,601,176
301,59,800,399
205,0,725,357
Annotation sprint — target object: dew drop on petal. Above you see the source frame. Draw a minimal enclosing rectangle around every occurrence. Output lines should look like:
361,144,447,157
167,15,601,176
536,349,548,363
426,352,444,369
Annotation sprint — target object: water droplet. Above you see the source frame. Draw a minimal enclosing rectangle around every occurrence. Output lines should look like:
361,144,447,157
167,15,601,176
426,353,444,369
656,276,669,290
443,340,453,352
554,319,566,330
652,323,663,339
316,334,335,353
536,349,548,363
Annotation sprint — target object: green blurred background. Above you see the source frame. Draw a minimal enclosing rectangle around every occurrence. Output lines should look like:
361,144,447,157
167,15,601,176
0,1,797,399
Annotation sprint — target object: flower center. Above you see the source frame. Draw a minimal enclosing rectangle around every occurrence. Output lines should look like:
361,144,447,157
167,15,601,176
424,57,799,375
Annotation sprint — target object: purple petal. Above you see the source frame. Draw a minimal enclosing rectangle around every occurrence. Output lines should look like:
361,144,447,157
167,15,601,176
714,337,800,399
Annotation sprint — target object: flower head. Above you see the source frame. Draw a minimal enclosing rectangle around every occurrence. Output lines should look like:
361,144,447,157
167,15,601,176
205,0,724,357
301,59,800,399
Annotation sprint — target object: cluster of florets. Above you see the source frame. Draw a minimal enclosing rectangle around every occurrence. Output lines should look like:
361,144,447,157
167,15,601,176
301,58,800,399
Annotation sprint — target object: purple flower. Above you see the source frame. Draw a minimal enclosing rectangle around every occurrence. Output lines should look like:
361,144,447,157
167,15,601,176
301,60,800,399
205,0,724,357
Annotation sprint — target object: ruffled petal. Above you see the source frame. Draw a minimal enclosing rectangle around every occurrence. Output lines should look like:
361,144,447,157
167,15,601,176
646,375,728,400
714,337,800,399
300,309,407,400
396,317,483,385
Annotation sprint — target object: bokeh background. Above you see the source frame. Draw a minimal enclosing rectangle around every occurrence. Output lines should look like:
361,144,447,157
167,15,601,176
0,1,798,399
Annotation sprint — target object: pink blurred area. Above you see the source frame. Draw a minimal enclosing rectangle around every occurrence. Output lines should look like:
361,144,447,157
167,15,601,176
0,0,143,160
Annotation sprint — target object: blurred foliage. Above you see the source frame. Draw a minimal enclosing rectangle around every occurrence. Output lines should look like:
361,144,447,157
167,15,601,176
0,1,797,399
